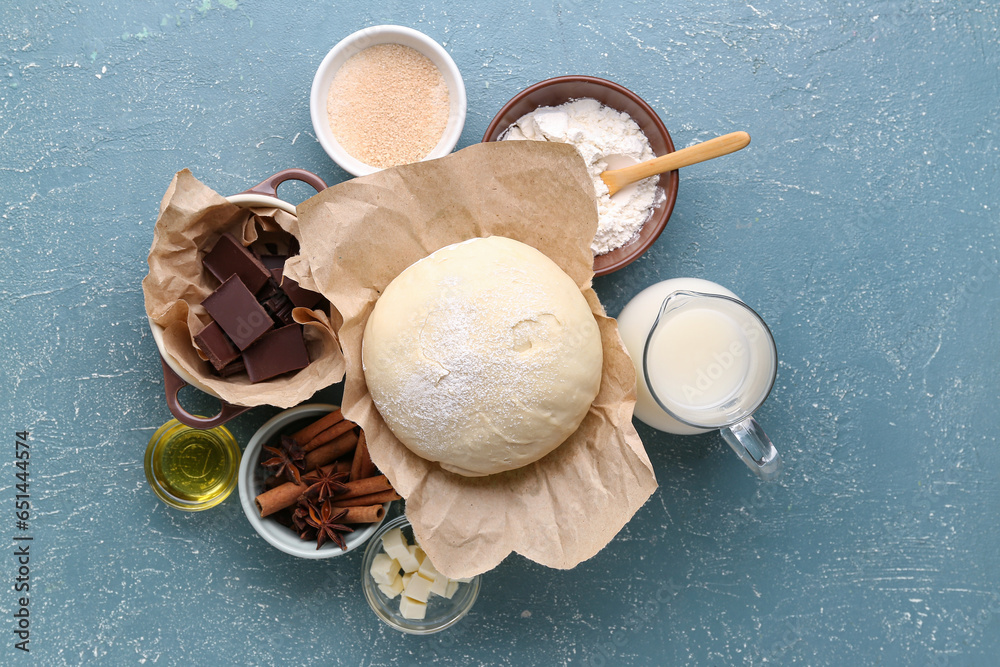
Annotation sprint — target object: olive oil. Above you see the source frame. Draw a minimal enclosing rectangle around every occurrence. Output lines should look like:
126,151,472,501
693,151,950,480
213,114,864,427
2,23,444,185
145,420,240,511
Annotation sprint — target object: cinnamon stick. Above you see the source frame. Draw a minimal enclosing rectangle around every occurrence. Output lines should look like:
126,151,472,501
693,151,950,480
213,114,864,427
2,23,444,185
302,420,356,452
329,504,385,524
349,431,370,481
292,409,343,444
359,438,377,480
305,431,358,470
330,459,352,475
255,479,308,517
338,474,393,500
332,489,401,508
255,461,339,516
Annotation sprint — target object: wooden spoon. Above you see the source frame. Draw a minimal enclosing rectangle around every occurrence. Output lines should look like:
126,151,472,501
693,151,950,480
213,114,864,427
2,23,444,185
601,131,751,197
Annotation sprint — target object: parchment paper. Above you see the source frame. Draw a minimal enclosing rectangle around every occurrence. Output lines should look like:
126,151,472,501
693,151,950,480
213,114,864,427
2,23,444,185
142,169,345,408
293,141,658,577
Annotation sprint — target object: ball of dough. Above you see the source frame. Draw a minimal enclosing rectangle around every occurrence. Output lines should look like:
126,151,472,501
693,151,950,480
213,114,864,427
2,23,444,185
362,236,603,477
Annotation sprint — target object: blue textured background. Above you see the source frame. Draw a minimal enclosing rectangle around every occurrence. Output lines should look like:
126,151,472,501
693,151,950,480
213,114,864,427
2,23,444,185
1,1,997,665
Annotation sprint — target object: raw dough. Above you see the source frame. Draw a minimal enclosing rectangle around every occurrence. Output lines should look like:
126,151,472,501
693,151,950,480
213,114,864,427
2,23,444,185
362,236,603,476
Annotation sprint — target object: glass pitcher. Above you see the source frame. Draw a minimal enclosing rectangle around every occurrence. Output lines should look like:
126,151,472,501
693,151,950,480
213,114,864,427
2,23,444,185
620,279,781,480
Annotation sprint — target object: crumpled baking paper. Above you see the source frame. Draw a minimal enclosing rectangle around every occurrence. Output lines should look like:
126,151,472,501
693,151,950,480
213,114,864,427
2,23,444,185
292,142,658,577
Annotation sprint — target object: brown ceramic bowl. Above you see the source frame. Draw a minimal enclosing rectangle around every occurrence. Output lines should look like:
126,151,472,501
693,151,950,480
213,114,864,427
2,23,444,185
482,75,678,276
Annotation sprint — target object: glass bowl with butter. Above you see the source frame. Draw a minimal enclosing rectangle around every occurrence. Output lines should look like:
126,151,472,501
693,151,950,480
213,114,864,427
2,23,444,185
361,514,481,634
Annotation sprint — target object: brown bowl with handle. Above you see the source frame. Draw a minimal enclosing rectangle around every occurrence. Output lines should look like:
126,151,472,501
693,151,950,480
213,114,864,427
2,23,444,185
148,169,328,429
482,75,678,276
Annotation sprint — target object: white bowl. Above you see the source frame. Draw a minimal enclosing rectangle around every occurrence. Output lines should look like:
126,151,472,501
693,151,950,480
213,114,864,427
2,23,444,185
238,404,390,559
309,25,467,177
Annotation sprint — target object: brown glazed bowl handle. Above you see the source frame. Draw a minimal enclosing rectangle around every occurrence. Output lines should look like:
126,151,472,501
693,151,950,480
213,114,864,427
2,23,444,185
242,168,328,198
160,356,251,429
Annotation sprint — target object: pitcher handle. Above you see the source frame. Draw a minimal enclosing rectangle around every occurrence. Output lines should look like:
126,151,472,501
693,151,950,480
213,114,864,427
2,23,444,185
720,416,782,481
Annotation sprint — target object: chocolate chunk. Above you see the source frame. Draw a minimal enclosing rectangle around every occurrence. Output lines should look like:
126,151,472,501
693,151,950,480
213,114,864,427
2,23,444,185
242,324,309,383
262,290,296,325
251,229,299,257
256,276,282,303
202,275,274,350
279,275,325,310
193,321,240,371
218,358,246,377
259,254,287,271
203,232,271,294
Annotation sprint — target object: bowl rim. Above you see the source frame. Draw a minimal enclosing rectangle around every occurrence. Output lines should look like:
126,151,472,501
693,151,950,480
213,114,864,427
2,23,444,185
237,403,389,559
309,24,468,177
481,75,678,276
360,514,481,634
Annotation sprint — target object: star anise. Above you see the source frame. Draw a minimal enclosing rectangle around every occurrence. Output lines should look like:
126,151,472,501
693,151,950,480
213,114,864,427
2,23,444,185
305,501,353,550
303,467,349,502
292,496,318,532
261,435,305,484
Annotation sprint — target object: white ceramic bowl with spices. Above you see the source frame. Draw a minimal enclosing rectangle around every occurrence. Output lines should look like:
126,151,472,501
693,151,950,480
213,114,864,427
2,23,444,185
238,403,391,559
310,25,467,177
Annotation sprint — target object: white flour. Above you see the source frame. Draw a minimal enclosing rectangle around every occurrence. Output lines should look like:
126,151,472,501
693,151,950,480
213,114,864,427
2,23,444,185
501,98,658,255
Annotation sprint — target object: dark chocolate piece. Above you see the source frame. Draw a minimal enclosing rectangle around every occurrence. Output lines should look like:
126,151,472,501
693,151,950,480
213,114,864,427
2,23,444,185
242,324,309,383
251,228,299,257
256,276,282,303
259,254,287,271
201,275,274,350
203,232,271,293
193,321,240,371
279,275,325,310
218,358,246,377
262,290,295,325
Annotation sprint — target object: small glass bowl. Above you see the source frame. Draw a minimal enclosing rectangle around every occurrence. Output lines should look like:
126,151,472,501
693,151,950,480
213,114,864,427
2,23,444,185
361,515,481,634
144,419,240,511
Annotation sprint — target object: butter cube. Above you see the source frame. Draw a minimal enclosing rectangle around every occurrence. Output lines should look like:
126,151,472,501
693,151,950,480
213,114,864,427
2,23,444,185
398,596,427,620
402,572,414,588
381,528,409,560
408,544,426,566
370,554,400,586
429,572,450,597
382,528,420,572
377,573,404,599
397,550,421,573
442,579,460,599
403,573,435,603
417,555,441,580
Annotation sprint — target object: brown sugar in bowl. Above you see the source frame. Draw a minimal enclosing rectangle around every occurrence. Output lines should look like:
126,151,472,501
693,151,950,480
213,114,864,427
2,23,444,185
482,76,678,277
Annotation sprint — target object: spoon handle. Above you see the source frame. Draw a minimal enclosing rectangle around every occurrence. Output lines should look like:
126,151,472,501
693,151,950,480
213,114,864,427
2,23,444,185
603,131,751,194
